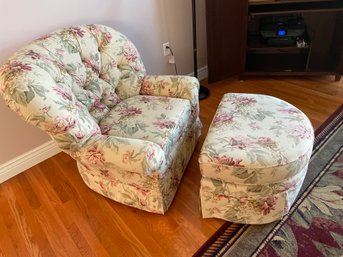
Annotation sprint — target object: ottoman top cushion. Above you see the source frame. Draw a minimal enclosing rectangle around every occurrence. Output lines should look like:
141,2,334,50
199,93,314,185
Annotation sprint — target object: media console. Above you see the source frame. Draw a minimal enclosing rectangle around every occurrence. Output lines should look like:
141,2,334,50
206,0,343,83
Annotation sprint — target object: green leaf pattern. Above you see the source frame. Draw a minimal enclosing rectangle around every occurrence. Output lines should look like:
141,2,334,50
199,93,314,223
0,24,202,214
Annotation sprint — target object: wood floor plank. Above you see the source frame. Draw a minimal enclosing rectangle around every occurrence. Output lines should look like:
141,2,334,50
0,76,342,256
0,186,30,257
55,201,111,257
1,179,56,257
26,166,85,257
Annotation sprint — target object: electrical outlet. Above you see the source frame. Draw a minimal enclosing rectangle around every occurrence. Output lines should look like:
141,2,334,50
163,42,171,56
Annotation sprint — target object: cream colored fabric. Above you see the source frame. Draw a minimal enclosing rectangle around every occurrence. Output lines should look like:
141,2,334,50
199,93,314,224
0,24,201,214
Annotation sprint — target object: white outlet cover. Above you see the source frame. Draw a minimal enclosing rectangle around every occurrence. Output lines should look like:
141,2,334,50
163,42,171,56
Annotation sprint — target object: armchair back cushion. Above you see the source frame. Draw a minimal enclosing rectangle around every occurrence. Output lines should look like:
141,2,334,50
0,24,145,153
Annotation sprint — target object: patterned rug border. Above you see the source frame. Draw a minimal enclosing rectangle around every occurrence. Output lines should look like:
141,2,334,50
251,145,343,256
193,104,343,257
315,104,343,139
313,104,343,155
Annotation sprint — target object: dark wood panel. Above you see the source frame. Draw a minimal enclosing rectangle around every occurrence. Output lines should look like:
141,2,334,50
206,0,249,83
332,11,343,75
207,0,343,82
249,0,343,15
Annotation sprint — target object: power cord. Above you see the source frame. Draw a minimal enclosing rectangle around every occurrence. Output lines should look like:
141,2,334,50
165,45,178,75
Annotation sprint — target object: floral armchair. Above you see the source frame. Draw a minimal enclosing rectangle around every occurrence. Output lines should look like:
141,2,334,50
0,24,201,214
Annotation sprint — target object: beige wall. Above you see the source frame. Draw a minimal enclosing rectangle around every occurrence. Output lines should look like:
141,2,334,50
0,0,207,164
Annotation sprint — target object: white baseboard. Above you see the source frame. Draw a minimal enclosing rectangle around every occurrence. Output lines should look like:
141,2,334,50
0,140,61,183
187,66,208,81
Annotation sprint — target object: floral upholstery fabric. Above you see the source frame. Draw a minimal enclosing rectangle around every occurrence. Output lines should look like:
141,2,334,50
99,95,191,158
199,93,314,224
0,24,201,214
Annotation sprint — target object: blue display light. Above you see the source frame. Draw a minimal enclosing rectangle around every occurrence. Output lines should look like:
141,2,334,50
277,30,286,36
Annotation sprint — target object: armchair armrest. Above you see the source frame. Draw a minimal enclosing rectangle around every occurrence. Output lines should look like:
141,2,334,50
75,135,165,176
140,75,200,118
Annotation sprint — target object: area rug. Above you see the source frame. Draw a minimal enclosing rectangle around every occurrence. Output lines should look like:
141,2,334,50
194,104,343,257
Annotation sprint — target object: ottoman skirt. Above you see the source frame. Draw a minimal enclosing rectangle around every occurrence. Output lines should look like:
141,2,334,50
200,163,309,224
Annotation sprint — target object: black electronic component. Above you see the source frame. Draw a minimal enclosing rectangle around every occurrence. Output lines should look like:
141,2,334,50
260,15,306,46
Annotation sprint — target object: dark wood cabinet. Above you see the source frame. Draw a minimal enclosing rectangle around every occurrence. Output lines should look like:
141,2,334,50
206,0,343,83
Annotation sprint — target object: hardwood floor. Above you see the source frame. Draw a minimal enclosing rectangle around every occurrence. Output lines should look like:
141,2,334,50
0,76,342,257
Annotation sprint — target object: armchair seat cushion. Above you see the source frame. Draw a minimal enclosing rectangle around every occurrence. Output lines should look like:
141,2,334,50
99,95,191,156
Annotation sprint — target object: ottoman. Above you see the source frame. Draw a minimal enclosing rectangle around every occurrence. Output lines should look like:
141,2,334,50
199,93,314,224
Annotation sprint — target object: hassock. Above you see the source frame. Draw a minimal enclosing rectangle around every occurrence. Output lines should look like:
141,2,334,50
199,93,314,224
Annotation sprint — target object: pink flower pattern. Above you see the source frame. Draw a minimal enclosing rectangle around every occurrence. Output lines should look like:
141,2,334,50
40,105,51,114
100,124,112,135
230,95,257,106
145,145,156,161
0,24,201,215
85,145,105,165
26,50,51,64
53,86,72,101
278,107,301,115
257,137,277,148
260,196,277,215
70,27,85,37
92,98,107,112
118,106,142,119
75,131,85,140
153,119,176,129
290,125,313,139
3,61,32,75
123,44,138,62
83,58,99,73
200,93,314,224
140,80,154,95
213,155,244,167
213,111,234,126
48,116,76,135
108,92,121,105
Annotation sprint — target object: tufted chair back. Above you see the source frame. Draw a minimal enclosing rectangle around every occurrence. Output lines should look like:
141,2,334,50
0,24,145,153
